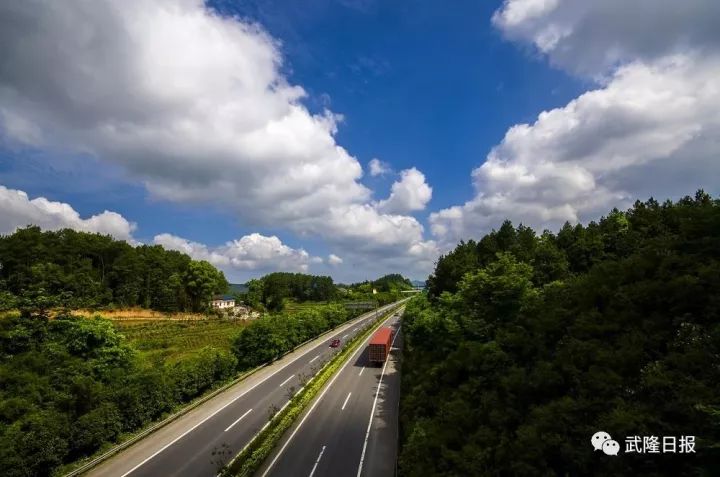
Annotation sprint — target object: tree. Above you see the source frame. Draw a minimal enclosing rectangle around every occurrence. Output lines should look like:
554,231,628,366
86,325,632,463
183,260,228,311
399,192,720,477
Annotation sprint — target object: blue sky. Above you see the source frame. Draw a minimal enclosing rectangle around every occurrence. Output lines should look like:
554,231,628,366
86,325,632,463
0,0,718,282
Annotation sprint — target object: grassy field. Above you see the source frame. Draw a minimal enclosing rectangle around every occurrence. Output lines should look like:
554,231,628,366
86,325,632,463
107,301,336,364
281,300,329,314
111,318,249,364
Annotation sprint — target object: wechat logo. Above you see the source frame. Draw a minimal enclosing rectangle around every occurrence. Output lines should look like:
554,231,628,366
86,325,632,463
592,431,620,456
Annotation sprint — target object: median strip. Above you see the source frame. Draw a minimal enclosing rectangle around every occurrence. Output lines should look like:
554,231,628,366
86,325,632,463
220,304,404,477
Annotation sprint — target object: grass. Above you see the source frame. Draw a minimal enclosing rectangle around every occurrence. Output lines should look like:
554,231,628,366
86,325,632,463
281,300,330,314
111,319,249,363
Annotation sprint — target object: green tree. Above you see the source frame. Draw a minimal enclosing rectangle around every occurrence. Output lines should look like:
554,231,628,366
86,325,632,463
183,260,228,311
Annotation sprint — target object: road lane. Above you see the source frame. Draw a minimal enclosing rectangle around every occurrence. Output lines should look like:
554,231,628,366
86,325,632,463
88,301,406,477
260,310,403,477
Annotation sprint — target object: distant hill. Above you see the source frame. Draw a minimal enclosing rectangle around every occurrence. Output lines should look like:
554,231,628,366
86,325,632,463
229,283,249,294
411,280,426,288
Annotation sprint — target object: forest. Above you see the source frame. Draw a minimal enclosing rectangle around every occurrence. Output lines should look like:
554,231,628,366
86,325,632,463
240,272,337,311
0,226,228,312
399,191,720,476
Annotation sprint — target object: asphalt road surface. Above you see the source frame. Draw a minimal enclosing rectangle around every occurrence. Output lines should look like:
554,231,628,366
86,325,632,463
259,310,403,477
88,301,405,477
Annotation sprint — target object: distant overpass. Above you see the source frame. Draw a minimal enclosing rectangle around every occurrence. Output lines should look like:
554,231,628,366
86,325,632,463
401,286,424,293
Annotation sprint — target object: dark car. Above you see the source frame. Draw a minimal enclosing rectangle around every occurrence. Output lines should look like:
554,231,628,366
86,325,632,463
330,339,341,348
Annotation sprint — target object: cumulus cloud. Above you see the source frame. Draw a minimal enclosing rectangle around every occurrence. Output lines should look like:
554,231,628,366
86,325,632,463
432,2,720,245
376,168,432,214
154,232,318,273
493,0,720,76
432,55,720,244
327,254,343,266
0,0,438,274
368,158,391,176
0,185,136,241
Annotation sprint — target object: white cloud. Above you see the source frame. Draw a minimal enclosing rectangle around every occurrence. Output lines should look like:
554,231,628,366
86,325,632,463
431,55,720,244
0,0,439,274
0,0,367,222
0,185,136,241
154,232,318,273
368,158,391,176
376,168,432,214
327,254,343,266
493,0,720,76
433,1,720,246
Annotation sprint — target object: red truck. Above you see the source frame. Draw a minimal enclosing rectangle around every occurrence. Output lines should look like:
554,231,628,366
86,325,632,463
368,327,393,365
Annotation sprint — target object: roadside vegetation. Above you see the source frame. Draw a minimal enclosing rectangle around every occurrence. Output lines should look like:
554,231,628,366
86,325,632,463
399,191,720,476
0,298,387,475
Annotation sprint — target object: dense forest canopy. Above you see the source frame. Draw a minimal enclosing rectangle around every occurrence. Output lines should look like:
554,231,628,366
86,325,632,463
400,191,720,476
0,226,228,312
240,272,336,311
237,272,415,311
0,310,238,476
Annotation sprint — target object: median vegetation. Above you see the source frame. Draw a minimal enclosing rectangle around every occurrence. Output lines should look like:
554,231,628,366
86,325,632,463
222,304,402,477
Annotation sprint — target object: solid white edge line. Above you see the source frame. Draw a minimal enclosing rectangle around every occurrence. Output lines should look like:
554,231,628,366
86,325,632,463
278,374,295,388
308,445,327,477
355,323,401,477
119,305,395,477
224,408,253,432
260,313,398,477
341,392,352,411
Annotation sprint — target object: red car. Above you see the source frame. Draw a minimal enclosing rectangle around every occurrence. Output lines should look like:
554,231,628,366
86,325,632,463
329,339,341,348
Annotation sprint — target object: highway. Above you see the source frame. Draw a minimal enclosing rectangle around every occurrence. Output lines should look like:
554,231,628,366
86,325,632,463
88,301,405,477
259,309,403,477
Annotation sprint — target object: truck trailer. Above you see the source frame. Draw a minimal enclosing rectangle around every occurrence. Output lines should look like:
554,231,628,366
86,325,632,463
368,327,393,365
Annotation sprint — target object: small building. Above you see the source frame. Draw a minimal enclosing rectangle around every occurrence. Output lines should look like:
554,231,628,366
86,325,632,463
210,294,235,310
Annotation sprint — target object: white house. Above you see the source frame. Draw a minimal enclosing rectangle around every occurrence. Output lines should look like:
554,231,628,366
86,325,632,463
210,295,235,309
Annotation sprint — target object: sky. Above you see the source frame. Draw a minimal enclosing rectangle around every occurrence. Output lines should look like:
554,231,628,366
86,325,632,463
0,0,719,283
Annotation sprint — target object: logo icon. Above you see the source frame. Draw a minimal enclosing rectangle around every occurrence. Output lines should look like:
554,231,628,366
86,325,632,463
602,439,620,456
591,431,611,451
591,431,619,456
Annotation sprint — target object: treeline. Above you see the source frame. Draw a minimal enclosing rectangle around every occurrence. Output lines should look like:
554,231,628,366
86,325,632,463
0,310,237,476
240,272,336,311
339,273,414,305
399,191,720,476
342,273,414,292
237,272,415,312
0,226,228,312
232,303,355,368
